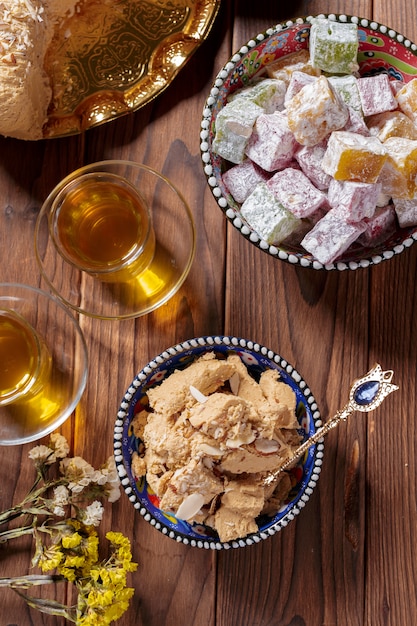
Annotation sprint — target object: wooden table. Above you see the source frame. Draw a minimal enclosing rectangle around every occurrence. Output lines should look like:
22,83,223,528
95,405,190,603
1,1,417,624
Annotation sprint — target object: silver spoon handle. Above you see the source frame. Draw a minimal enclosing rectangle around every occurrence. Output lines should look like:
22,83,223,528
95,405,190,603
265,364,398,483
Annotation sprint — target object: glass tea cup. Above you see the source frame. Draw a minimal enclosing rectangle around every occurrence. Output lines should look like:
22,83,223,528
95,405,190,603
0,309,51,407
35,161,196,320
48,171,156,283
0,284,88,446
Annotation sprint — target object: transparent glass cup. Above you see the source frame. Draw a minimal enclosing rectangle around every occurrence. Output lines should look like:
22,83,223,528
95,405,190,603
0,309,51,407
0,284,88,446
49,172,156,283
35,161,196,320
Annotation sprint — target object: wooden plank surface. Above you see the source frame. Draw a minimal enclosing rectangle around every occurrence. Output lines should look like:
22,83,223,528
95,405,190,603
1,1,416,625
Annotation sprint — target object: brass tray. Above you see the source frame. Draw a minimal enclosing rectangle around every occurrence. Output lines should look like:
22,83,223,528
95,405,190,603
44,0,220,138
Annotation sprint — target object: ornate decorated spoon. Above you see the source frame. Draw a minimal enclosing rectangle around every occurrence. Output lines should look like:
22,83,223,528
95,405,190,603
265,363,398,484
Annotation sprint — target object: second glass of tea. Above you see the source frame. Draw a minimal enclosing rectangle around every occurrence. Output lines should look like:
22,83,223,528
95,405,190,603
35,161,196,320
0,283,88,446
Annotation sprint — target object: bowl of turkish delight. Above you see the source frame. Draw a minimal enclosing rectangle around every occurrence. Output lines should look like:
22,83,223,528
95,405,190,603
201,14,417,269
114,336,323,548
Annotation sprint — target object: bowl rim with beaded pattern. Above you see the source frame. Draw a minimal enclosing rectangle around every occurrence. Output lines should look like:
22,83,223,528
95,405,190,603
200,14,417,270
113,335,323,549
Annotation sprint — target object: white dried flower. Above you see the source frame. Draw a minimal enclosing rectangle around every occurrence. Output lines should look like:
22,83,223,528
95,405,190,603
52,485,69,508
59,456,97,493
53,505,66,517
28,445,54,464
97,456,121,503
49,434,70,460
80,500,104,527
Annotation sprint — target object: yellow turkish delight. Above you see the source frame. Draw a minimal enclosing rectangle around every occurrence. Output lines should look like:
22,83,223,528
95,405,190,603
286,76,349,146
321,131,387,183
367,110,417,142
379,137,417,198
395,78,417,124
265,49,321,85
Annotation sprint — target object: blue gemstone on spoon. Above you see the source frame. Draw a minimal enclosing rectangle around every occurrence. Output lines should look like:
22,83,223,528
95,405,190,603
353,380,380,405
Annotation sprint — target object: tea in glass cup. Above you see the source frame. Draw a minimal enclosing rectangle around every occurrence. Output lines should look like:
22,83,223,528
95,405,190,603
35,161,196,320
0,283,88,446
0,309,51,406
49,172,156,283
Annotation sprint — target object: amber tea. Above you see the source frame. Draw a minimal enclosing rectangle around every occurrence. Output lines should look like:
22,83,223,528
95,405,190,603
0,310,51,406
50,173,155,283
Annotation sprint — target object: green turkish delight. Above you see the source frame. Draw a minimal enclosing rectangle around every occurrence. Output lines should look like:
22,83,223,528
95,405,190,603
240,182,301,244
228,77,286,114
212,97,263,164
309,18,359,75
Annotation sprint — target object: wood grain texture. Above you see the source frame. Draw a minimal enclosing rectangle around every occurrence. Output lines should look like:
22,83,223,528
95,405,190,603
1,0,416,625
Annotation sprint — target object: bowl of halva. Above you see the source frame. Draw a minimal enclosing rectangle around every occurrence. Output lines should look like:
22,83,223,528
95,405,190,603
114,336,323,549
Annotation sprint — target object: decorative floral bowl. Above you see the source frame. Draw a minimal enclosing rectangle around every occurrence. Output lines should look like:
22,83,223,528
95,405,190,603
200,14,417,270
114,336,323,549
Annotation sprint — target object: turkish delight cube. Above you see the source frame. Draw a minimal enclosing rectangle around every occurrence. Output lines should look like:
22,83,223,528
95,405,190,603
240,182,301,244
357,204,397,245
381,136,417,198
390,79,405,95
245,111,298,172
222,159,270,204
267,167,327,218
343,107,370,136
395,78,417,124
329,75,362,113
301,209,366,264
286,76,349,146
282,206,328,246
229,77,287,114
367,110,417,142
321,131,387,183
328,179,381,222
266,49,321,84
295,140,332,190
309,18,359,75
285,71,318,105
212,98,263,164
357,74,397,116
392,194,417,227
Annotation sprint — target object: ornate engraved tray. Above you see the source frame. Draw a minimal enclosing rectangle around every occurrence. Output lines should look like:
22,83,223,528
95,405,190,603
43,0,220,138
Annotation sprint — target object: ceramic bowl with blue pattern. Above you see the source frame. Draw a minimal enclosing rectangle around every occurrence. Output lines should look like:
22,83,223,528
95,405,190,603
114,336,323,549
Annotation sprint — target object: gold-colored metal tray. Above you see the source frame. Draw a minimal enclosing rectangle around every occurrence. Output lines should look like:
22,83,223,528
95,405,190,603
44,0,220,138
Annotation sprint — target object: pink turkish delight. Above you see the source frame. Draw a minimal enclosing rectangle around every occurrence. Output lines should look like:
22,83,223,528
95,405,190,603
301,210,366,264
343,107,370,136
267,167,327,218
284,71,318,105
357,204,397,246
295,140,332,190
245,111,298,172
222,159,270,204
357,74,397,117
392,194,417,227
328,179,381,222
286,75,349,147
